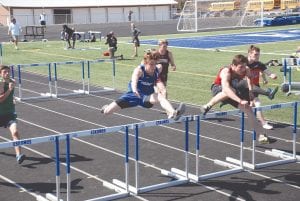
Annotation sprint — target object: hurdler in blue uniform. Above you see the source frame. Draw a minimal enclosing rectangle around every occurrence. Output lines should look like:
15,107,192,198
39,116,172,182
100,51,185,120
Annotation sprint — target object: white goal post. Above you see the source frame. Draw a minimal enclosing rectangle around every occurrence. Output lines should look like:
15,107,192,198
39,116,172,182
177,0,297,32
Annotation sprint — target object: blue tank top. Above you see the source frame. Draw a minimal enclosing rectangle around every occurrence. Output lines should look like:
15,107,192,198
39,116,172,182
128,65,159,95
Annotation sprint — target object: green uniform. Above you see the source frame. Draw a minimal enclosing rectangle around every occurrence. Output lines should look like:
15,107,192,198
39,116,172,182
0,77,15,116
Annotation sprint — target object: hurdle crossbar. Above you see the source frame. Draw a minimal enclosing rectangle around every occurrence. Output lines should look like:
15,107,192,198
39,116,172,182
53,61,86,98
86,59,116,94
226,102,299,170
12,63,53,101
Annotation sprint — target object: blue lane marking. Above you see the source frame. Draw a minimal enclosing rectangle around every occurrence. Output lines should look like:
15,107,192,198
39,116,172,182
141,29,300,49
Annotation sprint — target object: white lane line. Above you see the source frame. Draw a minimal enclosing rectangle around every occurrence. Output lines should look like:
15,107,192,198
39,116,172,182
0,174,41,199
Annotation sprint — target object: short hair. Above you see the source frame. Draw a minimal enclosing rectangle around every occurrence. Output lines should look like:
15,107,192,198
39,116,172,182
158,39,168,46
248,45,260,53
0,65,10,72
232,54,248,66
143,51,159,63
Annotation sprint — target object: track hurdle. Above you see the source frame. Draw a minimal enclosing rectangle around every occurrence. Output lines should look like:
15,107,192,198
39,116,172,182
12,63,53,101
52,60,86,97
0,124,132,201
85,59,116,94
110,117,192,195
281,58,300,96
226,102,299,170
169,109,245,182
87,31,102,42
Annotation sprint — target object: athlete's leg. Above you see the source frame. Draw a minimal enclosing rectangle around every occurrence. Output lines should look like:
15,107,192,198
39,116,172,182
101,101,121,115
253,98,273,129
9,122,21,156
156,81,167,99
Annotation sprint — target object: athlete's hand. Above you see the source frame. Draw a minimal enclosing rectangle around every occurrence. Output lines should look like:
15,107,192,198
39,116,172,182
134,91,140,98
239,100,248,106
8,82,15,91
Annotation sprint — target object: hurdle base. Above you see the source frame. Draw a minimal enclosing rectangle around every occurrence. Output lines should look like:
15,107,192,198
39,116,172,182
267,149,300,161
15,92,53,102
226,156,297,170
112,169,188,195
85,87,115,95
226,157,255,169
171,163,243,182
86,182,129,201
102,181,129,193
36,195,50,201
52,90,86,98
45,193,63,201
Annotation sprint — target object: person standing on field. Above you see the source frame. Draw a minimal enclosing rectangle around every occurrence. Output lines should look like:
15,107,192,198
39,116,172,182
8,18,22,50
155,39,176,98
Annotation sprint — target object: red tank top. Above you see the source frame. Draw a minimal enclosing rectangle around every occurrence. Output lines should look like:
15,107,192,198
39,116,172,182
213,67,246,86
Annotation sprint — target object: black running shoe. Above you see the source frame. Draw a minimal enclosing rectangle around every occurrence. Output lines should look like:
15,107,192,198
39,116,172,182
16,154,25,164
268,86,279,100
199,105,211,115
170,103,186,121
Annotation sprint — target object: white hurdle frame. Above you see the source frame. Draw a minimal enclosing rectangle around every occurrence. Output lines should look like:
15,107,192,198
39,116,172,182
282,58,300,96
86,59,116,94
110,117,191,195
226,102,299,170
52,60,86,98
0,125,131,201
12,63,53,101
170,109,245,182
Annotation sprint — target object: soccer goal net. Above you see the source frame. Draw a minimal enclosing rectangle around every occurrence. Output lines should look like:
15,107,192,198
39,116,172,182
177,0,295,32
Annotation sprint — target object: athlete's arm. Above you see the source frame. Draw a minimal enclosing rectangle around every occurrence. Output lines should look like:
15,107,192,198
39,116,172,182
220,68,243,104
168,51,176,71
131,67,142,97
263,68,277,79
0,81,14,103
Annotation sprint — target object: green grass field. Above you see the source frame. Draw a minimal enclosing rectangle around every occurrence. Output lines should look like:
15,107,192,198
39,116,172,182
1,24,300,125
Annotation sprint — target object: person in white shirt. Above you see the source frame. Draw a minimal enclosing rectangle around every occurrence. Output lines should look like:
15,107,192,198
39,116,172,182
8,18,22,50
40,12,46,26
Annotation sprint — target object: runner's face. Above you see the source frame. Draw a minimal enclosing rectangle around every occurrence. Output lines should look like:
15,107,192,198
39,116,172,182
159,43,167,51
145,60,156,74
248,50,260,63
233,63,247,76
0,69,10,80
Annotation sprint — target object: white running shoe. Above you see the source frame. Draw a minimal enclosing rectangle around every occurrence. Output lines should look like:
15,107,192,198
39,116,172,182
258,134,269,144
262,122,273,130
100,104,108,113
168,103,186,121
